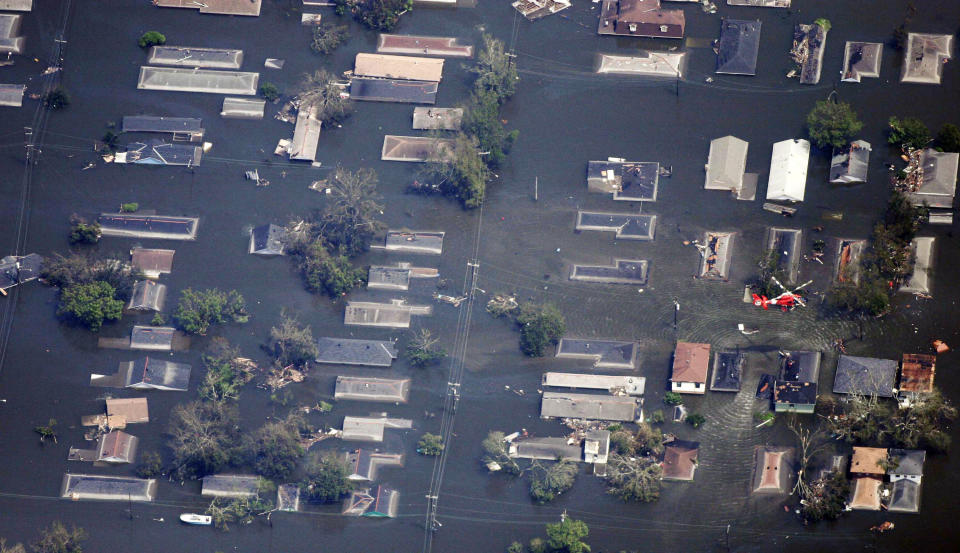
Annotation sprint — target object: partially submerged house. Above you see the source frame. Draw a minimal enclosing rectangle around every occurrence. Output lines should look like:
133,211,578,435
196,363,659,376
249,224,287,256
511,431,611,472
907,149,958,208
727,0,790,5
412,107,463,130
350,78,438,104
715,19,761,76
344,300,432,329
316,337,398,367
277,484,300,512
146,46,243,70
662,440,699,481
0,83,26,107
0,1,32,11
99,214,198,241
541,372,645,396
127,281,166,312
901,33,953,85
96,430,139,464
130,248,174,278
540,392,640,422
570,258,649,285
849,477,882,510
793,22,829,85
221,97,265,119
834,238,866,283
368,265,410,290
888,449,925,484
137,66,259,95
766,228,801,284
829,140,871,184
61,474,156,501
153,0,262,16
202,475,262,498
129,326,177,351
710,350,743,392
779,351,820,383
90,357,192,392
704,135,755,200
774,381,817,414
671,342,710,394
555,338,638,369
377,34,473,57
285,105,322,162
114,140,203,166
334,376,410,403
341,416,413,442
512,0,571,21
0,253,42,292
833,355,898,398
899,237,934,295
105,397,150,425
0,13,24,54
888,479,921,513
899,353,936,403
587,159,660,201
597,0,685,40
841,42,882,83
342,486,398,517
851,446,887,477
751,446,794,494
766,139,810,202
381,135,455,162
354,53,444,82
575,212,657,240
596,52,685,78
697,231,734,281
121,115,205,141
345,449,404,481
383,230,444,254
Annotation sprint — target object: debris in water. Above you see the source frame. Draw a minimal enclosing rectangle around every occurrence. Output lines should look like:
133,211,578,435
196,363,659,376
870,521,895,533
933,340,949,353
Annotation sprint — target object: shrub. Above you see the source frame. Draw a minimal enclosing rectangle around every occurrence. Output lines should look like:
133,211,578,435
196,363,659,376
68,222,101,245
685,413,706,428
936,123,960,152
173,288,248,335
135,451,164,479
417,433,444,455
43,87,71,110
120,202,139,213
56,281,123,331
259,82,281,102
663,392,683,406
138,31,166,48
649,409,665,424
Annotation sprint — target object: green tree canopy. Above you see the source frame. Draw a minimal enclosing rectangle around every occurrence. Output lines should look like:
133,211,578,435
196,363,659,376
311,23,350,55
138,31,166,48
173,288,248,335
888,116,931,150
417,433,444,456
545,518,591,553
167,400,240,480
244,414,307,481
32,522,86,553
268,316,319,368
56,281,123,331
806,100,863,149
297,240,367,297
319,166,383,255
302,454,353,502
407,328,447,368
516,303,566,357
936,123,960,152
529,460,578,503
198,338,255,402
299,70,351,124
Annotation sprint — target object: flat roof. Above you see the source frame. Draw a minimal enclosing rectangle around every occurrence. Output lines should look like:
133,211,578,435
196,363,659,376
316,337,398,367
106,397,150,424
555,338,638,369
851,446,887,475
349,78,438,104
514,437,582,461
576,212,656,240
0,1,32,11
346,449,404,481
147,46,244,69
154,0,262,16
570,258,649,285
710,351,743,392
354,53,444,82
412,107,463,130
900,353,935,394
334,376,410,403
138,66,259,95
381,135,455,162
61,474,156,501
774,380,817,406
716,19,761,75
586,160,660,201
98,214,198,240
596,52,685,78
540,391,639,422
377,34,473,57
727,0,790,5
541,372,644,395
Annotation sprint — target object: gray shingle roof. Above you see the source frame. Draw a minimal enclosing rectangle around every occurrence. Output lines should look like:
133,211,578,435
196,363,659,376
888,449,925,477
833,355,898,397
716,19,761,75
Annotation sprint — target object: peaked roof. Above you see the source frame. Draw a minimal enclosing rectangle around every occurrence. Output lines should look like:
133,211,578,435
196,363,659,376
829,140,871,182
716,19,761,75
888,479,920,512
672,342,710,383
766,139,810,202
851,446,887,475
250,224,286,255
705,135,749,191
662,440,699,480
833,355,898,397
887,449,925,476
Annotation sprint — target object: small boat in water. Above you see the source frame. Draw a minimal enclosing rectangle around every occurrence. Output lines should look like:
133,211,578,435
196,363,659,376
179,513,212,526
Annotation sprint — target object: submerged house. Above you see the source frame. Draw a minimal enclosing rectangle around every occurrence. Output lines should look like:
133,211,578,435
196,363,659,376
715,19,761,76
105,397,150,425
908,149,958,208
354,53,444,82
381,135,455,162
697,231,734,281
779,351,820,383
766,228,802,285
841,42,882,83
888,449,925,484
597,0,685,40
96,430,139,464
202,475,262,498
901,33,953,85
793,22,829,85
114,140,202,166
334,376,410,403
710,350,744,392
774,381,817,414
90,357,191,392
575,211,656,240
671,342,710,394
833,355,898,398
127,280,166,312
766,139,810,202
342,486,399,517
662,440,699,481
704,135,754,199
587,159,660,201
541,372,645,396
851,446,887,477
249,224,287,256
727,0,790,6
98,213,199,241
316,337,398,367
221,97,265,119
0,13,25,54
0,83,26,107
412,107,463,130
512,0,571,21
596,52,685,78
0,253,42,292
130,248,174,278
121,115,205,141
829,140,871,184
61,474,156,502
899,237,934,295
899,353,936,404
834,238,866,283
383,230,444,254
889,479,921,513
137,66,259,95
146,46,243,70
849,476,883,510
570,258,649,285
129,325,177,351
555,338,638,369
344,300,432,329
350,77,438,104
345,450,404,481
153,0,262,16
277,484,301,512
540,392,640,422
751,446,794,494
341,416,413,442
286,105,322,162
378,34,473,58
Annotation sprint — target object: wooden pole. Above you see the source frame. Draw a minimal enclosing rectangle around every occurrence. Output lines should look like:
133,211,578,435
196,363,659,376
534,177,538,201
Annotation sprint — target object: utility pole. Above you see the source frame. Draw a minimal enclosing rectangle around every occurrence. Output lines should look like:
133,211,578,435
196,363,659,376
533,176,538,201
673,298,680,331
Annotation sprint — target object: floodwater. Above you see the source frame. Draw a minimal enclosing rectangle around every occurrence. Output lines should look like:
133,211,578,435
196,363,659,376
1,0,959,551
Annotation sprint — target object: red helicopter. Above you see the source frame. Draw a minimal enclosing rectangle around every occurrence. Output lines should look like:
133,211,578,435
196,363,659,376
752,277,813,311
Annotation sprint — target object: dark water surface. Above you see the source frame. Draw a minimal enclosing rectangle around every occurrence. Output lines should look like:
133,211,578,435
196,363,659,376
1,1,959,551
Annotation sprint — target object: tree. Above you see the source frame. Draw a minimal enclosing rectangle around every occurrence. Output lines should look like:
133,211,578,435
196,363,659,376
936,123,960,152
663,392,683,406
634,423,664,456
40,253,138,300
120,203,139,213
820,389,956,451
311,23,350,54
609,430,636,456
470,34,518,103
198,339,254,402
298,241,366,297
335,0,412,31
506,542,524,553
259,82,280,102
43,87,70,110
56,281,123,331
788,416,829,498
268,316,319,368
173,288,248,335
302,454,353,502
529,460,577,503
605,454,662,502
32,522,86,553
244,414,307,481
516,303,565,357
68,221,100,245
206,495,273,530
168,401,240,480
463,88,518,168
806,100,862,150
298,70,351,125
138,31,166,48
545,518,590,553
135,451,164,479
685,413,706,428
482,431,520,474
888,116,931,150
407,328,447,368
0,538,25,553
801,470,850,522
417,433,444,455
34,419,57,444
318,166,383,255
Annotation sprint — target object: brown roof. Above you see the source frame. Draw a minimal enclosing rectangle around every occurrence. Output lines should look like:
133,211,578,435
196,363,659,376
758,450,784,490
850,446,887,475
672,342,710,383
354,54,444,82
900,353,935,393
849,477,882,510
97,430,136,462
599,0,685,39
662,442,698,480
106,397,149,424
155,0,262,16
130,248,174,276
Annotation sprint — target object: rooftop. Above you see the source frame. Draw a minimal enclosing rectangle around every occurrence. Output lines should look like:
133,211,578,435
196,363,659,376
105,397,150,424
727,0,790,5
587,160,660,201
342,486,399,517
829,140,871,183
221,97,265,119
841,42,882,83
513,437,583,462
779,351,820,383
354,53,444,82
899,237,934,295
137,66,259,95
0,83,26,107
316,337,398,367
540,392,639,422
662,440,699,481
344,300,431,328
766,228,801,284
848,477,882,510
541,372,645,395
0,14,24,55
154,0,262,16
345,449,404,481
850,446,887,475
796,22,829,85
129,326,176,351
383,230,444,254
766,139,810,202
555,338,638,369
130,248,174,277
833,355,898,397
381,135,455,162
61,474,156,501
899,353,936,394
116,140,202,166
277,483,301,512
710,351,743,392
575,211,657,240
97,430,138,464
341,416,413,442
91,357,191,391
751,446,793,494
289,106,322,162
249,224,287,256
334,376,411,403
368,266,412,290
888,449,925,477
716,19,761,76
774,381,817,406
909,149,958,208
412,107,464,130
570,258,649,285
901,33,953,85
146,46,243,69
596,52,685,78
672,342,710,384
888,479,921,513
127,280,166,312
0,1,32,11
698,231,734,281
597,0,685,40
349,78,438,104
0,253,42,291
705,135,749,192
202,475,262,497
377,34,473,57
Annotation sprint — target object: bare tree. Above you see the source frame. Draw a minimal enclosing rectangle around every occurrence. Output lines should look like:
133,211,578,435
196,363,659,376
319,166,383,256
298,69,350,124
787,415,828,497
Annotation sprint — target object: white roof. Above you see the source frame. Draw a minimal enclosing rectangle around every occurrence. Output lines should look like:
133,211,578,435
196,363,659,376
705,135,748,191
766,139,810,202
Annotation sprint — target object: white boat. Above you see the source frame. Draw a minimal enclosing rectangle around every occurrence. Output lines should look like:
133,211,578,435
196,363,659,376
179,513,212,526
